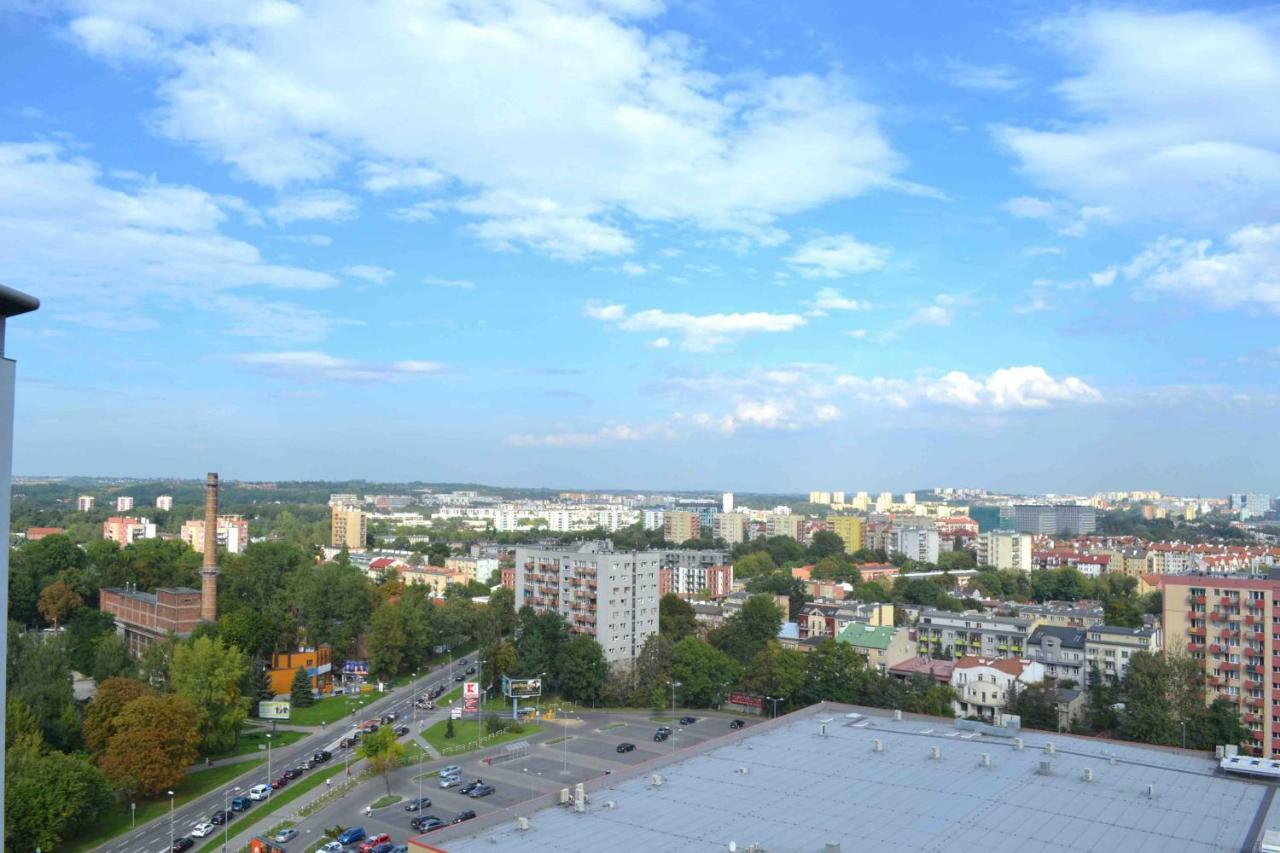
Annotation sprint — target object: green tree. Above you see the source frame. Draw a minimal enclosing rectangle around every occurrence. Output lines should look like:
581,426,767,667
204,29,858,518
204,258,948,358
171,636,251,754
290,666,315,707
671,637,740,707
37,578,83,628
659,594,698,642
287,561,375,658
9,629,80,750
810,555,860,584
744,572,809,620
807,530,846,560
369,602,410,678
6,698,42,749
91,631,135,682
84,677,154,758
1115,652,1203,747
731,551,777,580
445,717,455,739
358,725,405,795
631,633,675,708
802,639,870,704
138,633,177,690
5,733,112,851
1103,596,1143,628
937,550,976,572
712,594,783,665
99,693,200,796
555,635,608,704
66,608,117,673
741,642,805,706
1008,684,1060,730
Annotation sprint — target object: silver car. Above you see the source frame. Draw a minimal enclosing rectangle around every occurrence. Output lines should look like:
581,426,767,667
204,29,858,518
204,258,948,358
439,774,461,788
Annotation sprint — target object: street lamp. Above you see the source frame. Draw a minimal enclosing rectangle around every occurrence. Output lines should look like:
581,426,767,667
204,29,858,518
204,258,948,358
223,786,240,851
167,790,175,851
667,681,682,752
477,658,488,747
266,733,273,785
764,696,781,719
130,801,136,830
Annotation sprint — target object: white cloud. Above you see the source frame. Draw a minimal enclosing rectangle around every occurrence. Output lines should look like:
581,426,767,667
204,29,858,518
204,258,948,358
1001,195,1110,236
620,261,648,277
357,161,446,194
806,287,870,316
0,142,334,331
424,277,476,290
389,200,447,223
904,294,960,328
650,337,670,349
837,366,1101,410
216,296,353,345
1089,267,1116,287
269,189,359,224
506,421,669,447
61,0,909,256
1119,224,1280,313
585,302,805,351
995,9,1280,228
943,60,1025,92
458,193,633,260
342,264,394,285
235,351,442,382
786,234,890,278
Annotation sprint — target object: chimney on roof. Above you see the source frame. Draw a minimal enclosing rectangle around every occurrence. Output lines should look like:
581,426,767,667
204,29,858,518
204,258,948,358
200,473,219,622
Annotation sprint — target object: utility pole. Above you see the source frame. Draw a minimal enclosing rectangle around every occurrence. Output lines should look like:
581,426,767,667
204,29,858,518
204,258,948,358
668,681,682,753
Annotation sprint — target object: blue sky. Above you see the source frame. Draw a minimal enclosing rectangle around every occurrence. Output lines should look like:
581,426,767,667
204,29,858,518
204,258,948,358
1,1,1277,494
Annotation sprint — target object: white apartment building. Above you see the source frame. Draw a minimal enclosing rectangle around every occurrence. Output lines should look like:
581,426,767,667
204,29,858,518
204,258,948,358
115,496,134,512
977,530,1033,572
642,509,665,531
77,495,94,512
155,495,173,511
514,541,661,665
721,492,734,513
950,657,1045,721
889,525,939,563
445,555,500,583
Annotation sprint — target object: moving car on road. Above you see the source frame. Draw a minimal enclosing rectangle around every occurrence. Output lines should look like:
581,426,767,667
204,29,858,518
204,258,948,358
729,719,745,729
394,725,410,736
271,776,289,789
210,809,232,825
275,828,299,843
172,837,194,852
231,795,251,812
283,767,304,780
191,822,215,838
468,784,495,798
451,810,477,824
616,742,636,753
679,716,697,725
653,730,669,742
313,749,333,763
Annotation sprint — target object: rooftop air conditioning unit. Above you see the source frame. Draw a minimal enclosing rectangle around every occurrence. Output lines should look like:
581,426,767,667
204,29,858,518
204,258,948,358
651,774,664,786
603,800,616,809
930,746,941,760
517,817,530,831
1045,743,1055,755
559,788,571,805
1037,760,1052,776
979,753,991,767
1082,768,1094,782
872,739,884,753
1013,738,1024,750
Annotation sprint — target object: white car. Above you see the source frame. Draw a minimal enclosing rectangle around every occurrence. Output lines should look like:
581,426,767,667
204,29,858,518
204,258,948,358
249,784,272,800
191,822,216,838
319,842,343,853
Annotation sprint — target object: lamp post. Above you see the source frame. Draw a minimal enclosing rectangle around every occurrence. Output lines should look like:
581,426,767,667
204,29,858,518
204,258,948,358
167,790,175,852
477,658,487,747
130,801,135,830
223,786,240,851
561,707,570,776
667,681,682,752
266,732,272,785
765,696,781,719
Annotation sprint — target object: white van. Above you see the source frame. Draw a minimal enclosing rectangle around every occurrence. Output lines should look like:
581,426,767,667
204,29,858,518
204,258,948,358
249,784,272,801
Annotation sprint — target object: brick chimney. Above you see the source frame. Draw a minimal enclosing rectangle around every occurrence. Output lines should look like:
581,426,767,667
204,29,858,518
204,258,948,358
200,472,219,622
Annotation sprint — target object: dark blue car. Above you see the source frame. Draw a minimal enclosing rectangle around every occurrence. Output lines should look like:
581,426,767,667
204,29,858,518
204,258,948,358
337,826,365,845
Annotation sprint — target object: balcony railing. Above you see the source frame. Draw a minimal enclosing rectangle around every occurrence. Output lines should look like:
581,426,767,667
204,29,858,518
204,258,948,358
1187,642,1205,654
1188,626,1206,637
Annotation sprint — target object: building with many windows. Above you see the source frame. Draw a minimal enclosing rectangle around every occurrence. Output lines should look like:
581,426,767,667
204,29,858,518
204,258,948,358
114,495,134,512
829,515,863,554
916,610,1033,659
659,563,733,599
663,511,700,544
155,495,173,511
76,495,94,512
330,504,367,549
950,656,1045,721
1025,625,1086,685
514,541,661,665
100,585,201,655
976,530,1033,572
1011,504,1097,535
102,515,157,546
1162,574,1276,755
1084,624,1160,683
888,525,939,564
181,515,250,555
711,512,746,545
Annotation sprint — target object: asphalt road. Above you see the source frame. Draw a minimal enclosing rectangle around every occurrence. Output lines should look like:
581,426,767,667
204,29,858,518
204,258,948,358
95,655,477,853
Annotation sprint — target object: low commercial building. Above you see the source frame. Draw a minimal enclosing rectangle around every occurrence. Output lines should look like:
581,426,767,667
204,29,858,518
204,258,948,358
1025,626,1087,685
266,645,333,697
916,610,1033,659
950,656,1045,720
99,586,201,655
836,623,914,673
889,655,954,684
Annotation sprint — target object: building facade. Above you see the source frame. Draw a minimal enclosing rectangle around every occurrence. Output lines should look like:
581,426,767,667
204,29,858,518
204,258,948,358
181,515,250,555
1011,504,1097,535
102,516,157,546
977,530,1033,572
950,656,1045,721
266,645,333,697
1025,625,1087,685
888,525,939,564
829,515,864,554
331,504,367,549
77,495,94,512
916,610,1033,659
836,624,914,674
659,563,733,599
100,586,201,655
1084,625,1160,684
114,496,134,512
514,541,661,665
712,512,746,545
664,511,700,544
156,495,173,511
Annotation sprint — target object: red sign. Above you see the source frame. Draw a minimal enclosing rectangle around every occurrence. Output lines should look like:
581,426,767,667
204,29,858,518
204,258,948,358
728,692,763,709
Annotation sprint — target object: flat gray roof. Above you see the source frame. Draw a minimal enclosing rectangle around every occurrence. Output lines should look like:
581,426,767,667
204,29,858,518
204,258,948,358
430,704,1275,853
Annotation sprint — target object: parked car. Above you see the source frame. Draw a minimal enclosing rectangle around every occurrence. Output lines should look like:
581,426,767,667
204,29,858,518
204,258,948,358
405,796,431,811
231,796,251,812
209,809,231,825
394,725,410,736
275,828,299,843
283,767,304,780
459,779,484,795
314,750,333,763
679,716,697,725
441,765,462,777
371,844,393,853
410,815,445,832
729,719,745,729
451,810,477,824
390,846,409,853
468,784,495,799
319,843,344,853
336,826,365,845
249,784,272,800
190,822,215,838
439,774,461,788
616,742,636,753
172,838,194,852
356,833,391,853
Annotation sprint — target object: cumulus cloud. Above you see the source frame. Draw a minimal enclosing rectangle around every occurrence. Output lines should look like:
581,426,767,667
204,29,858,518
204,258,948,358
786,234,890,278
806,287,870,316
1001,195,1111,236
342,265,394,285
995,8,1280,229
584,302,806,350
1119,224,1280,313
235,351,442,382
904,294,961,328
837,365,1101,410
61,0,911,257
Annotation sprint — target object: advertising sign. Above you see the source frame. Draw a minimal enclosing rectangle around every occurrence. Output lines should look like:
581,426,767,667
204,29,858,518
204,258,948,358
258,700,292,720
502,675,543,699
343,660,369,676
728,692,763,709
463,681,480,712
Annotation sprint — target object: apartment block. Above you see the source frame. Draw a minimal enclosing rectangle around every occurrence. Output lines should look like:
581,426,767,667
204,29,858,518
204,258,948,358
181,515,250,555
888,525,939,564
1025,625,1086,685
712,512,746,545
331,504,367,549
829,515,863,554
155,495,173,511
658,563,733,599
1163,574,1277,755
514,541,661,665
77,495,94,512
1084,624,1160,684
916,609,1033,659
102,516,157,546
767,513,801,539
114,496,135,512
950,657,1045,721
445,555,500,583
664,511,700,544
1011,504,1097,535
977,530,1033,572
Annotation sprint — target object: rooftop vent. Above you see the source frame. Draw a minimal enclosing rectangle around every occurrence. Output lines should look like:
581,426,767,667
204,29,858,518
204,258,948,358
1014,738,1024,750
1147,784,1156,800
930,746,941,761
979,753,991,767
602,800,616,809
517,817,530,831
872,739,884,753
825,844,841,853
1037,760,1052,776
650,774,664,787
1045,743,1055,755
1082,768,1094,782
738,767,749,775
893,710,902,721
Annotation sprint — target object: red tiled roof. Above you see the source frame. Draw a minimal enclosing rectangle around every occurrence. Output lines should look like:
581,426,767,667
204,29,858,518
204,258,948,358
953,655,1031,676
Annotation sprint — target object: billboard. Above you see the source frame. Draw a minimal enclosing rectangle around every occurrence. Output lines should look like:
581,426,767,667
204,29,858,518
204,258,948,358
463,681,479,712
502,675,542,699
343,660,369,676
258,700,292,720
728,692,763,709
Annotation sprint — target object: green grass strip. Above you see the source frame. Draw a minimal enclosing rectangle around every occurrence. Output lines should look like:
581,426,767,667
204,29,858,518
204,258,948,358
195,766,331,852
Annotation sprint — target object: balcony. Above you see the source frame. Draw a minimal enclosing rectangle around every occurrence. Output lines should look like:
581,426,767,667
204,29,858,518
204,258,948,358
1210,611,1224,623
1222,597,1235,606
1246,614,1257,626
1221,629,1234,641
1186,642,1205,654
1246,713,1261,724
1272,689,1280,702
1188,626,1206,637
1246,599,1264,611
1222,661,1241,671
1207,675,1222,687
1247,696,1265,709
1193,595,1207,605
1255,632,1267,644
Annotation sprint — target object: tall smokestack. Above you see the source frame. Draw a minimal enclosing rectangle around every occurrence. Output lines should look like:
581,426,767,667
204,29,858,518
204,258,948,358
200,472,219,622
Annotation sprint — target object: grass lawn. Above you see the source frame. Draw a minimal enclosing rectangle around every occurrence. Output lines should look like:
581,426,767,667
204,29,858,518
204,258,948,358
288,691,385,727
598,722,625,731
195,767,332,852
65,758,265,853
370,794,402,809
545,735,573,745
421,718,542,756
205,728,304,760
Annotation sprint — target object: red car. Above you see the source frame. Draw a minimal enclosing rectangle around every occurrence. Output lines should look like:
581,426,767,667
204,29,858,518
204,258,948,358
270,776,289,790
356,834,391,853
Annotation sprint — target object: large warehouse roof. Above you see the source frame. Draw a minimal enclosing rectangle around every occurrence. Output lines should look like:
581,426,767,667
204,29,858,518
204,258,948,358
418,703,1280,853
